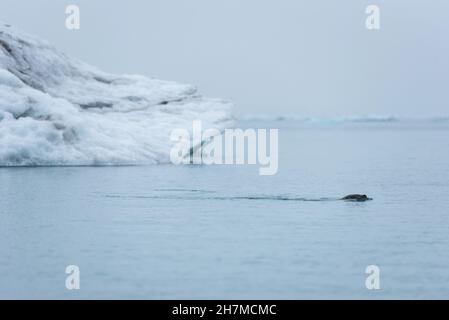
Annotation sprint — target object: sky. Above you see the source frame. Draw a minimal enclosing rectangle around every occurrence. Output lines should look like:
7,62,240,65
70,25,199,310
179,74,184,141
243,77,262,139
1,0,448,118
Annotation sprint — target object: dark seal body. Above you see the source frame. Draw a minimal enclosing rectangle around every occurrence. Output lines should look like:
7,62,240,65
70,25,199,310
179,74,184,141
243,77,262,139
341,194,372,202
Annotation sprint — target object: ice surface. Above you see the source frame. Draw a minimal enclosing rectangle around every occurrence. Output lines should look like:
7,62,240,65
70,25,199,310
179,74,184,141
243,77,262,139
0,23,233,166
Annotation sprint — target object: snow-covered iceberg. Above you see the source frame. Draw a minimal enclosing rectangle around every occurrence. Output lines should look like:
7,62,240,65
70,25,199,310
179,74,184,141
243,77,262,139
0,23,233,166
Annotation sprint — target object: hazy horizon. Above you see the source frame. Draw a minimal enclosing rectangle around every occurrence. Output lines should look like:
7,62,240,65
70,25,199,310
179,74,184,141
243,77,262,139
1,0,448,118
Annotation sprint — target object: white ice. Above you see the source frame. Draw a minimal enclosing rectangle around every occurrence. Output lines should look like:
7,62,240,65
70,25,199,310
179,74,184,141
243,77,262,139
0,23,233,166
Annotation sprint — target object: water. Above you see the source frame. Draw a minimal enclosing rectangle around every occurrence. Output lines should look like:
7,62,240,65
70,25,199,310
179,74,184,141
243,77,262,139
1,120,449,299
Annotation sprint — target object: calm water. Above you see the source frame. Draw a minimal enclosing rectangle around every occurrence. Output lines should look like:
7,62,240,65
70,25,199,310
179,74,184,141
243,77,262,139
1,120,449,299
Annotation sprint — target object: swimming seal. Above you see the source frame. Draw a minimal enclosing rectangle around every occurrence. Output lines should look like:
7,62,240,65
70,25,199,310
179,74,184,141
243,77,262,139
341,194,372,202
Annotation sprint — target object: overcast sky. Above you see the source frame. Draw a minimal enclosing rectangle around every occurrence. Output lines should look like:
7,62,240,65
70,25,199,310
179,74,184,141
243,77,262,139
1,0,448,118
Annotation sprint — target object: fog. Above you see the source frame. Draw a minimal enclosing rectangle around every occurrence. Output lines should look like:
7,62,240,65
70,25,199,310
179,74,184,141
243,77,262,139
1,0,448,117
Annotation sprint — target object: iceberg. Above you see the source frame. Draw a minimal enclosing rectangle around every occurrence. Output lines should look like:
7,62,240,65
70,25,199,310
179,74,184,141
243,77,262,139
0,23,233,166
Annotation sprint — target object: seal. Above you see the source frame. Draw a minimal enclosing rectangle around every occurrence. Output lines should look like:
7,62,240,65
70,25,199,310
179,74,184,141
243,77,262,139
341,194,372,202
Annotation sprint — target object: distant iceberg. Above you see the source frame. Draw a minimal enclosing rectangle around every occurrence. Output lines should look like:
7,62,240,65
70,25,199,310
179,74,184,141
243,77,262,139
239,114,398,123
0,23,233,166
239,114,449,124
